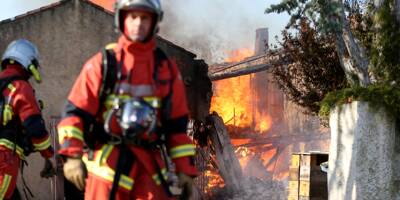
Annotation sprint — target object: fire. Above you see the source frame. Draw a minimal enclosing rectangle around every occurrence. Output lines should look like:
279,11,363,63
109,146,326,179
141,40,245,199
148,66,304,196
225,48,254,62
256,113,272,132
235,146,255,168
204,170,224,193
210,48,272,133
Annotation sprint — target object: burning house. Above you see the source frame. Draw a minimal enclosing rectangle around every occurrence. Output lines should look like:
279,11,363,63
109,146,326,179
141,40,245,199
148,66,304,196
204,28,330,199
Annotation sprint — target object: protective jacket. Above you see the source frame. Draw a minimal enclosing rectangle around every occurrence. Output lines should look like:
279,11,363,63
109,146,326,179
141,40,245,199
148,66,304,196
57,35,197,200
0,65,53,199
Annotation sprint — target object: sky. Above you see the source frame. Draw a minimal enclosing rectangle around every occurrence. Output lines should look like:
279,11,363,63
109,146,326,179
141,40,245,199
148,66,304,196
0,0,289,63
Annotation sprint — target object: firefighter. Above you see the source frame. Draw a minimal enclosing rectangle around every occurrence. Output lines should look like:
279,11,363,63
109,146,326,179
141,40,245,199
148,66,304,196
0,39,55,199
58,0,197,199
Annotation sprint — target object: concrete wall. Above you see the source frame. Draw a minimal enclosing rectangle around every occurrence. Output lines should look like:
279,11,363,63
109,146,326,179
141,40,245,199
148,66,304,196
0,0,211,199
328,102,400,200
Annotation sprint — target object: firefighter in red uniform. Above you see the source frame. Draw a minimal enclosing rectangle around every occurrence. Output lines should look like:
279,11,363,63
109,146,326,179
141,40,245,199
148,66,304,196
58,0,197,199
0,39,55,199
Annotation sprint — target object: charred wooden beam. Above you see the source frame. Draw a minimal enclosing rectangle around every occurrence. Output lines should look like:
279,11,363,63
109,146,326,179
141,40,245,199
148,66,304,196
208,112,243,192
209,50,287,81
209,64,271,81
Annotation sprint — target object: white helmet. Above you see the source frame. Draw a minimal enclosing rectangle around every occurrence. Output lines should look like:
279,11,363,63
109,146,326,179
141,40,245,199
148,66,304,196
1,39,42,83
114,0,163,35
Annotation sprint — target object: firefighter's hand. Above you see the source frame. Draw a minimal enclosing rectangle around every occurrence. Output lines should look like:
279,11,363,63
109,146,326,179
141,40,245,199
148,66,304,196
63,157,87,191
40,158,56,178
178,173,193,199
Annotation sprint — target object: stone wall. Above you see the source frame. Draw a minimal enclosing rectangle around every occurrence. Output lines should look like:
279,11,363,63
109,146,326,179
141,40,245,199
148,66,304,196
328,101,400,200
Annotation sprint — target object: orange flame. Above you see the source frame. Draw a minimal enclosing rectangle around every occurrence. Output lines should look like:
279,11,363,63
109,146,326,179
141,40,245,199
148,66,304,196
211,48,272,133
204,170,224,192
235,146,255,168
225,48,254,62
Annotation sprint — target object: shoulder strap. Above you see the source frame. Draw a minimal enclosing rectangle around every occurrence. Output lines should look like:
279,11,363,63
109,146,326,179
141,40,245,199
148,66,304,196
98,47,120,115
0,76,25,125
0,76,24,93
153,47,174,121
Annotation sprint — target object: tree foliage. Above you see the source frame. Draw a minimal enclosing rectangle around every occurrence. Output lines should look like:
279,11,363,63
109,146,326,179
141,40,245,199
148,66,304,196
370,0,400,83
271,19,347,114
267,0,400,116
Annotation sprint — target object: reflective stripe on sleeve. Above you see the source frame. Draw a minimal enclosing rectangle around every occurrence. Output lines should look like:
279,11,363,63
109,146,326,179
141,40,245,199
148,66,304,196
0,139,24,159
33,135,51,151
58,126,84,144
0,174,12,199
169,144,196,159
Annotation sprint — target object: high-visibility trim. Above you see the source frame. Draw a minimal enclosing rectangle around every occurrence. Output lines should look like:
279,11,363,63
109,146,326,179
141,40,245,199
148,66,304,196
151,168,168,185
169,144,196,159
2,104,13,126
82,144,134,191
105,43,117,50
143,96,161,108
104,94,131,109
7,84,16,93
84,160,133,190
0,139,24,159
33,135,51,151
104,94,161,110
98,144,113,166
58,126,84,144
0,174,11,199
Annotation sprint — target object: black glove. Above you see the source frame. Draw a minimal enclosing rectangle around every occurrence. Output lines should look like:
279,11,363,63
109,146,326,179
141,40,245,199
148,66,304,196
178,173,193,200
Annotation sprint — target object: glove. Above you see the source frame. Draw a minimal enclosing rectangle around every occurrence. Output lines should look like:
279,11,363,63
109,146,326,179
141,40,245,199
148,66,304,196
178,173,193,200
40,158,56,178
63,157,87,191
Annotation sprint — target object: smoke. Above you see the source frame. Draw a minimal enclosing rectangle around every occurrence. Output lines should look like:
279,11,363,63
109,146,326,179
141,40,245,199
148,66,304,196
0,0,58,21
160,0,287,64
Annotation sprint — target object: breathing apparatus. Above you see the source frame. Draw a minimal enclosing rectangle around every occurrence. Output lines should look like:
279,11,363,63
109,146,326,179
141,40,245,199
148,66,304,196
104,96,183,197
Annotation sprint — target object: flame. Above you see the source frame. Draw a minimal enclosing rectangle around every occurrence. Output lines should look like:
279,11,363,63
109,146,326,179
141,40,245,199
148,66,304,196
210,48,272,133
225,48,254,62
255,113,272,132
204,170,224,192
235,146,255,168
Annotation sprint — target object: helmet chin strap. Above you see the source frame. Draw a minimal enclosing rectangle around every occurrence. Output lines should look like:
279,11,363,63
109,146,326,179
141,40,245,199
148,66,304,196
28,64,41,83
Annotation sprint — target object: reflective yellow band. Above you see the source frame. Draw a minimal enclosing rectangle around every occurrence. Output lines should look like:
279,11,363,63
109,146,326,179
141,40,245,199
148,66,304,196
0,139,24,159
152,168,168,185
98,144,113,165
104,94,131,109
169,144,196,159
105,43,117,50
33,135,51,151
2,104,13,126
7,84,16,93
0,174,12,199
87,164,133,190
58,126,84,144
143,97,161,108
104,95,161,109
82,144,133,190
